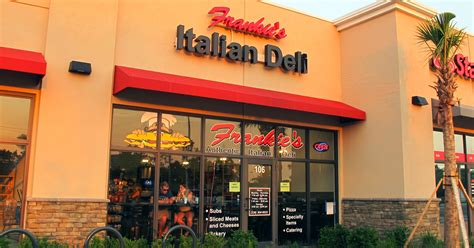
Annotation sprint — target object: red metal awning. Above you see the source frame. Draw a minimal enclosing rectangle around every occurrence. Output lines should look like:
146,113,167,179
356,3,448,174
0,47,46,75
114,65,366,120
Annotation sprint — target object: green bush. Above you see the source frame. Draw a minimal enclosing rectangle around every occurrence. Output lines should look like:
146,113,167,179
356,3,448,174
318,225,350,248
347,226,379,248
409,232,443,248
18,237,68,248
151,236,175,248
227,230,258,248
90,237,148,248
0,237,9,248
283,241,303,247
381,226,410,248
202,233,226,248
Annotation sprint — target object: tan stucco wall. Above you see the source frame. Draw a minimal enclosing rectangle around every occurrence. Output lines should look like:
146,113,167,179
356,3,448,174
340,12,406,198
30,0,118,199
0,0,49,53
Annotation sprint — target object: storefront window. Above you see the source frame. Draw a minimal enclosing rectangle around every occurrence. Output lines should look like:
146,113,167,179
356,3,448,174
278,161,306,245
277,127,305,159
108,151,155,240
204,157,241,237
310,130,334,161
0,96,30,141
245,123,275,157
160,113,201,152
310,163,335,242
111,109,158,150
0,94,32,231
159,155,200,236
205,119,241,155
467,136,474,163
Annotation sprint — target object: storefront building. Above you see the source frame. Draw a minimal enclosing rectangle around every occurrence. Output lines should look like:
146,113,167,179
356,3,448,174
0,0,473,246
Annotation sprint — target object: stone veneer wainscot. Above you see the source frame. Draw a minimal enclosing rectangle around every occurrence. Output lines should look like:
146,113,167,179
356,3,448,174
26,200,107,246
342,198,440,236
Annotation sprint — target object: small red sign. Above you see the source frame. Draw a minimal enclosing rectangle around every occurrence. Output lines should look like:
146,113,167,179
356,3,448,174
434,151,466,162
467,154,474,163
208,7,287,40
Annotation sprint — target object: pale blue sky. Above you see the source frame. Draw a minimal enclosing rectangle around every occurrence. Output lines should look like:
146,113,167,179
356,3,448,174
271,0,474,33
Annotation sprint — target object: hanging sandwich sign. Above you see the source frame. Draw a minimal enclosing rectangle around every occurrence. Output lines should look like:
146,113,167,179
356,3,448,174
175,6,308,74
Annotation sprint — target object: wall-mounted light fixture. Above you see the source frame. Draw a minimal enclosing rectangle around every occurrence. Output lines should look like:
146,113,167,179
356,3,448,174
69,61,92,75
412,96,428,106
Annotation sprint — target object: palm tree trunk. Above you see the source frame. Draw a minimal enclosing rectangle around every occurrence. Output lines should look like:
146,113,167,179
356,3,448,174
442,105,460,248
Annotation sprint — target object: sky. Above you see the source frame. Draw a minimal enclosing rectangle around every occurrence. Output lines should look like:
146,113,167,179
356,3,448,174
271,0,474,34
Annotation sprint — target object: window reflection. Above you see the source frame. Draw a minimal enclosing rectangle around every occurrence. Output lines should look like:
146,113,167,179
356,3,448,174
205,119,241,155
107,151,155,240
245,123,275,157
278,161,306,245
277,127,305,159
160,114,200,152
204,157,241,237
111,109,158,150
0,96,30,141
159,155,200,236
310,163,335,243
310,130,334,160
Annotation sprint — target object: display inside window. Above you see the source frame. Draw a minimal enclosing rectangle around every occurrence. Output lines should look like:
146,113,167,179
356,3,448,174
310,163,335,243
205,119,241,155
278,161,306,245
111,109,158,150
107,151,155,241
0,96,30,141
467,136,474,163
244,123,275,157
159,155,200,237
204,157,241,238
160,114,201,152
277,127,305,159
309,130,334,160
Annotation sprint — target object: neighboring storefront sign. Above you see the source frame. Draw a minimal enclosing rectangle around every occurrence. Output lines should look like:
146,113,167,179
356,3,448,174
430,54,474,80
434,151,467,162
249,187,271,216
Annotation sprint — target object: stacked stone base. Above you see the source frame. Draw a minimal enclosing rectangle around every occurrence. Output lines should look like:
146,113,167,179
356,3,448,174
342,198,440,236
26,200,107,246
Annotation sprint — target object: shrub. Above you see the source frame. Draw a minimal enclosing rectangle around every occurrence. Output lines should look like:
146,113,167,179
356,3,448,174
318,225,350,248
283,241,303,247
347,226,379,248
227,230,258,248
0,237,9,248
151,236,175,248
382,226,410,248
409,232,443,248
18,237,68,248
202,233,226,248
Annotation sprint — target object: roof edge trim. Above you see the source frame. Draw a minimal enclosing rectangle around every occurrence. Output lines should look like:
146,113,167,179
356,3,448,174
334,1,436,31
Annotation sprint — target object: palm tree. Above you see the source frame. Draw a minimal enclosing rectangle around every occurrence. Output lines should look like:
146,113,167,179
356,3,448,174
417,12,465,247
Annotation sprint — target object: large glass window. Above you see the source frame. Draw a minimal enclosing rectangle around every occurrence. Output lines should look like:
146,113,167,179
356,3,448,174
310,130,335,161
111,109,157,150
310,163,335,243
278,161,306,245
244,123,275,157
205,119,241,155
160,114,201,152
0,94,32,231
109,107,339,244
467,136,474,163
277,127,305,159
108,151,155,240
159,155,200,235
204,157,241,237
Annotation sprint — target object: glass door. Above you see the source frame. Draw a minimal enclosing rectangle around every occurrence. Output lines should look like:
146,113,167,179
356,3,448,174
244,161,273,243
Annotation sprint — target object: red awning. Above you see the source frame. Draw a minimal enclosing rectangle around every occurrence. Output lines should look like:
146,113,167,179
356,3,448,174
114,66,366,120
0,47,46,75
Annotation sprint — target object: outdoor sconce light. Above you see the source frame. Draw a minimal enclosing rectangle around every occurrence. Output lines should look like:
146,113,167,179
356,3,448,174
69,61,92,75
412,96,428,106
